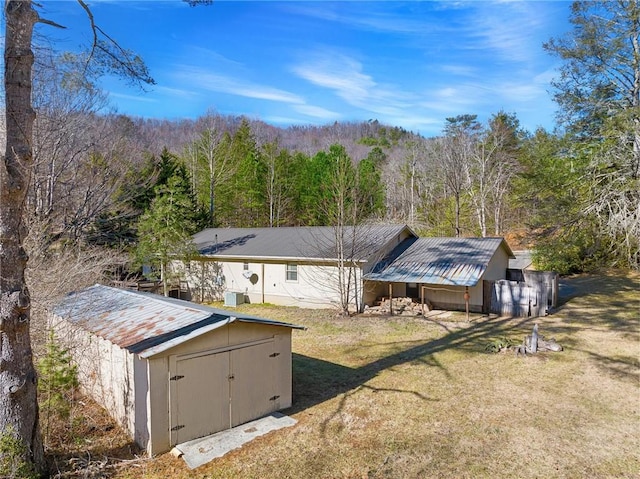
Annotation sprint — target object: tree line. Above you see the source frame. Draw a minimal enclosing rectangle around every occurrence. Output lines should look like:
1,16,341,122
22,102,638,279
1,0,638,475
16,1,638,279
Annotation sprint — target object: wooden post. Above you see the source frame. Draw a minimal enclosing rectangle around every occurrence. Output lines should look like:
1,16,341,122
531,323,538,353
464,286,470,321
421,285,425,316
388,283,393,316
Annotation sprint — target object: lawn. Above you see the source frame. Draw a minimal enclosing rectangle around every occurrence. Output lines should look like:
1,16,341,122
55,271,640,479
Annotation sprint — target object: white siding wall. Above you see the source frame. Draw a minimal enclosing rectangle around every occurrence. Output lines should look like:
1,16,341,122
422,284,475,311
185,259,365,309
227,260,350,308
50,315,140,441
483,246,510,281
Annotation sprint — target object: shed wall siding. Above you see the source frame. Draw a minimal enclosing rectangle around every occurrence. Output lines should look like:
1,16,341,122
51,316,138,440
133,356,151,453
483,247,510,281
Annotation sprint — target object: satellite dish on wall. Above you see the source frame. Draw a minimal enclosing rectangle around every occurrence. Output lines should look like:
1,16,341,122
242,270,259,285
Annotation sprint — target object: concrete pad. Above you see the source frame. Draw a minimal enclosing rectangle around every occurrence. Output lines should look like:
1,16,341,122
171,412,297,469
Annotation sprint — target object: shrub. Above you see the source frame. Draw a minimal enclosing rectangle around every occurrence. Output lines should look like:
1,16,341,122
37,331,79,442
0,428,39,479
484,336,516,353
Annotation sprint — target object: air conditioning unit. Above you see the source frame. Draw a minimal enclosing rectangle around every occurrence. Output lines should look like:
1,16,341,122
224,291,245,307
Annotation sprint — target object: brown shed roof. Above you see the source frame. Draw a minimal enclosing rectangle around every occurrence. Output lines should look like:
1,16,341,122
53,285,303,358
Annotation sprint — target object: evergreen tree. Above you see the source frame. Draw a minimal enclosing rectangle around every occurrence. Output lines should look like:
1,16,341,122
356,155,385,219
136,170,201,296
517,129,595,273
232,121,267,226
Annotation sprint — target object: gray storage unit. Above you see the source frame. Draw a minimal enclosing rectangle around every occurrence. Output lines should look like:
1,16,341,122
224,291,245,307
51,285,303,456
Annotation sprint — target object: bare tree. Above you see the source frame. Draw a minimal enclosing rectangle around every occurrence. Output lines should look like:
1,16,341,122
262,140,295,227
183,114,237,227
1,1,152,472
439,115,481,237
30,50,109,232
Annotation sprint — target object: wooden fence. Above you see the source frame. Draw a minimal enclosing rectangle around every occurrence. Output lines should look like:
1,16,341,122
484,270,558,318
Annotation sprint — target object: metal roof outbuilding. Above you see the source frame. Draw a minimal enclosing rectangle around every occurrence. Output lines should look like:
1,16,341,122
364,237,515,286
51,284,304,457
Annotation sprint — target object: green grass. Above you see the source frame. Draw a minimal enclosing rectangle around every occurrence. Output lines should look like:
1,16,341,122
96,271,640,478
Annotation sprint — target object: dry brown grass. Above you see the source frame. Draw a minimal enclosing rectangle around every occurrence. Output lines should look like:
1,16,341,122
49,271,640,479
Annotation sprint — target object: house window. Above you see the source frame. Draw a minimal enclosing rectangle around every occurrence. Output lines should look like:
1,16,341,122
286,264,298,282
243,262,249,271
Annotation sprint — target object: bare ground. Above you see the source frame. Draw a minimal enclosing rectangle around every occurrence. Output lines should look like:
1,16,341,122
44,270,640,479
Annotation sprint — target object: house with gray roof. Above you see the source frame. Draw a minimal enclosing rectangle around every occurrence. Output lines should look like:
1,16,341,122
181,225,515,314
183,224,415,310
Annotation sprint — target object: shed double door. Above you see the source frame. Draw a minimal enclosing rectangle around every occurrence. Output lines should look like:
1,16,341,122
169,339,277,446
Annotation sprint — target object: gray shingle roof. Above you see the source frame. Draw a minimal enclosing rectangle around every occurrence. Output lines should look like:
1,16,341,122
364,237,515,286
192,225,413,262
509,250,534,270
53,285,303,358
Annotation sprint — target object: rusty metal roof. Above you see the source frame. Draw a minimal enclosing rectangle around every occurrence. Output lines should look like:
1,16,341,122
52,285,304,358
192,225,414,262
364,237,515,286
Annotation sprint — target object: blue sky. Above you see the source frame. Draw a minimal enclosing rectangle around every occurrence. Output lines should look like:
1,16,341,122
34,0,572,137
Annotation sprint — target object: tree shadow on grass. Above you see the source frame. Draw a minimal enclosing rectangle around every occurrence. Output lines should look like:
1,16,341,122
287,272,639,418
287,314,535,415
554,272,639,339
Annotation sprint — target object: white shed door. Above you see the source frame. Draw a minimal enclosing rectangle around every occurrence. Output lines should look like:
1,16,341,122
230,341,276,428
169,339,278,446
170,351,230,445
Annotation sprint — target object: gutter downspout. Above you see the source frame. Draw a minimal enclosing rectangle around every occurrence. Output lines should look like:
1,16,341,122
261,263,265,304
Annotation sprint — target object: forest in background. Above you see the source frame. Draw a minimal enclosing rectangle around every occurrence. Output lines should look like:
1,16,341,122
2,1,636,325
0,2,637,474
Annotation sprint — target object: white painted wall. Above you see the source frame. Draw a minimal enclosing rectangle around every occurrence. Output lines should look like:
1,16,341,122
184,259,366,310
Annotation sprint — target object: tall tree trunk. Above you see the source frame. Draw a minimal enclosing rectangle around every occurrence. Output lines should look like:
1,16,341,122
0,0,44,472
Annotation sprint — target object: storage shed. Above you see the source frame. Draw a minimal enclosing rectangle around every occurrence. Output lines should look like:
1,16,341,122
364,237,515,313
50,284,304,456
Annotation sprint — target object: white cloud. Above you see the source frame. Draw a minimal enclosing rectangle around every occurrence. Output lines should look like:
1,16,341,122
109,92,157,103
462,2,552,63
291,49,412,118
293,104,340,120
172,67,304,104
440,64,478,77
